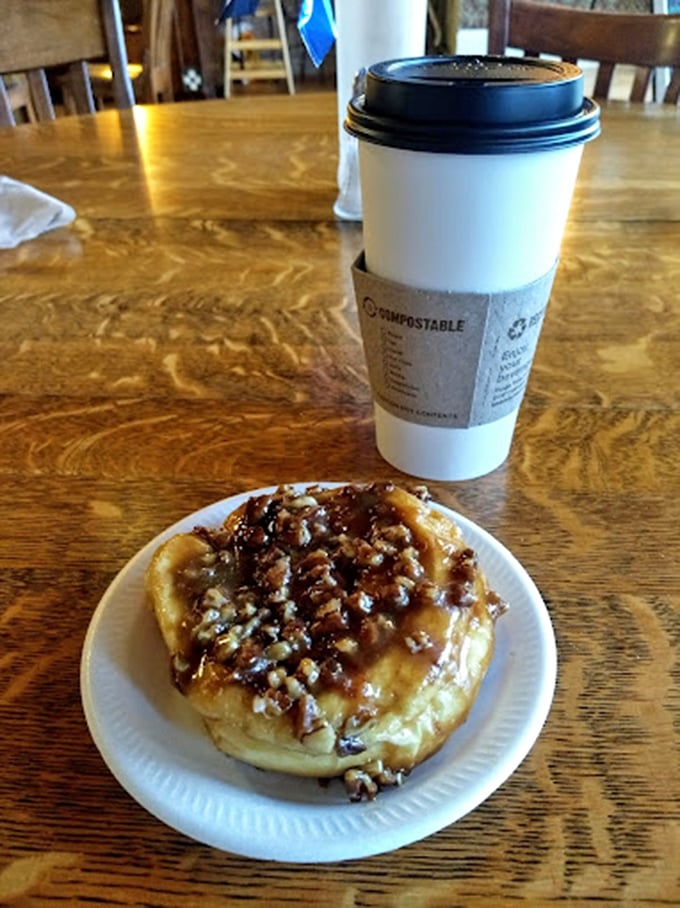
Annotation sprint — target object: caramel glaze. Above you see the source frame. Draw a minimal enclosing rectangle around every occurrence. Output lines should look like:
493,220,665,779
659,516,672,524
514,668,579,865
169,483,497,749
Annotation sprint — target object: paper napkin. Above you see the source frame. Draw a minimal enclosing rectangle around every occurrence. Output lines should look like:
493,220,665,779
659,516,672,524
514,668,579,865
0,175,76,249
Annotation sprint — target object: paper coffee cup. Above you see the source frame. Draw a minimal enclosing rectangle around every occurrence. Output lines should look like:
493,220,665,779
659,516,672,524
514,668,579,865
345,56,600,481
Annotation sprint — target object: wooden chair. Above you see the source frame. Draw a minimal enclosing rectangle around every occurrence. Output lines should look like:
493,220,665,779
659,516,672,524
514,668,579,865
0,0,135,127
89,0,178,104
224,0,295,98
487,0,680,103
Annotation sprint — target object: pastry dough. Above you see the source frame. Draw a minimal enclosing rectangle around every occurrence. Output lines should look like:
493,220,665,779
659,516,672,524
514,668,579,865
145,482,506,800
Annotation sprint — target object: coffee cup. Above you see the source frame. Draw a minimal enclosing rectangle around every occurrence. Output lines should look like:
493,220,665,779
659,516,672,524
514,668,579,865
346,56,600,481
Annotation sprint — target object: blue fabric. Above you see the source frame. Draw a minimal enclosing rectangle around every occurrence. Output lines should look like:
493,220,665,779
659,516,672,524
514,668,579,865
217,0,261,23
297,0,337,67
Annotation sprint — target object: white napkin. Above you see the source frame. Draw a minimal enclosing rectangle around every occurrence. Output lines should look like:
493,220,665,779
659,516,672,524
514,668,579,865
0,175,76,249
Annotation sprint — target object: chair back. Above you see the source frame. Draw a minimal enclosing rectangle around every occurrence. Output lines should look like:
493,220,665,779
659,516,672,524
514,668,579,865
0,0,135,126
488,0,680,102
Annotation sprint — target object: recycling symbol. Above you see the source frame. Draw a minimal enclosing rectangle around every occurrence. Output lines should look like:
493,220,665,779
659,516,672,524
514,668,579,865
508,318,527,340
362,296,378,318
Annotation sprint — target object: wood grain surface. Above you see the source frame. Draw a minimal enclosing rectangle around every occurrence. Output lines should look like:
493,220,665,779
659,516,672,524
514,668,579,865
0,93,679,906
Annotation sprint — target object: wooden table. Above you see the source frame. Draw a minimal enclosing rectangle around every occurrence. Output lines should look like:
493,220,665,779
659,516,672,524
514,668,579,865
1,93,679,904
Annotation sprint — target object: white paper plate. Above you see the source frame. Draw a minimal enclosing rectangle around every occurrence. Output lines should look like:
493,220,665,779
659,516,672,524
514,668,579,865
80,483,557,863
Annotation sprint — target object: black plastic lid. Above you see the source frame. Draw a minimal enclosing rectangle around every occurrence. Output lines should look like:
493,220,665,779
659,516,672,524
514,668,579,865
345,56,600,154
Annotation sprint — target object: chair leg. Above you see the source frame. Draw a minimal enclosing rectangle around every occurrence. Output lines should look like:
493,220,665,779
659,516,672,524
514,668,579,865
26,69,56,120
0,79,17,127
630,66,651,103
273,0,295,95
662,67,680,103
223,18,232,98
593,61,614,100
66,61,97,114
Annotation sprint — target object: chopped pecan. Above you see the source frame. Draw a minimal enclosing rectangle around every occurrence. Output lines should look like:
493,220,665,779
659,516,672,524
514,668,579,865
404,630,433,653
343,768,378,802
244,493,274,525
295,692,322,737
343,761,406,801
336,735,366,757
